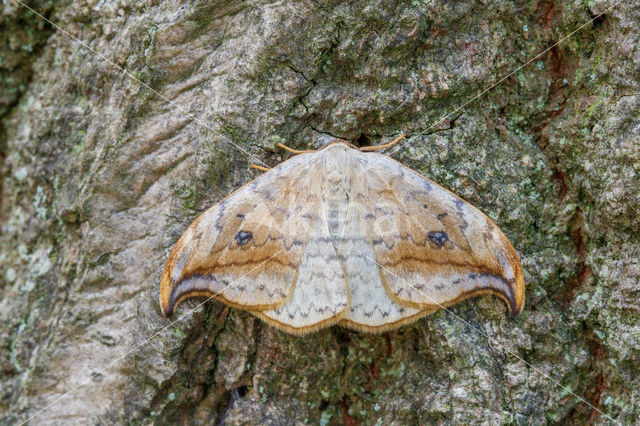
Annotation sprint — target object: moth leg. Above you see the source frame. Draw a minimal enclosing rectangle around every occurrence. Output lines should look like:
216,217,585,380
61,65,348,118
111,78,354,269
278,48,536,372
277,143,315,154
250,164,271,172
360,133,406,152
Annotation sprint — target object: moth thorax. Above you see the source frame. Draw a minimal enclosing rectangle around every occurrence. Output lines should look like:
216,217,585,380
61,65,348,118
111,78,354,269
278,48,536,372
322,153,351,246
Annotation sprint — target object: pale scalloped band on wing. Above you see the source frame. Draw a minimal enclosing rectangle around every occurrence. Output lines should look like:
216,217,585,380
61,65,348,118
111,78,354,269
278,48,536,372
257,216,349,332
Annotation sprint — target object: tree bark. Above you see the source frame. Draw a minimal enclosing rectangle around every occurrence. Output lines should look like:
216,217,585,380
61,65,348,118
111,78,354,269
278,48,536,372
1,0,639,424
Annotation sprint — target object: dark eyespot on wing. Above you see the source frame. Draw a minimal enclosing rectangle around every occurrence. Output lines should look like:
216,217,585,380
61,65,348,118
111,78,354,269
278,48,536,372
427,231,449,248
235,230,253,246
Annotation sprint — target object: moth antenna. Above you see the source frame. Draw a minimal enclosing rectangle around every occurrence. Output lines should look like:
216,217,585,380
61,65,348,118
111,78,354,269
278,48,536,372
360,133,406,152
250,164,271,172
277,143,315,154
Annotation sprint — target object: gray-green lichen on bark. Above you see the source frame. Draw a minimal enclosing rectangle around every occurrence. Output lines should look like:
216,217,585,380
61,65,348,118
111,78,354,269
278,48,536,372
1,0,639,424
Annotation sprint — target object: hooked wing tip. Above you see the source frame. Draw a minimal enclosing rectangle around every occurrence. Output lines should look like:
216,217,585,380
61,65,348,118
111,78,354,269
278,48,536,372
159,291,174,318
159,269,178,317
507,267,526,317
160,298,174,317
508,291,524,317
495,231,526,317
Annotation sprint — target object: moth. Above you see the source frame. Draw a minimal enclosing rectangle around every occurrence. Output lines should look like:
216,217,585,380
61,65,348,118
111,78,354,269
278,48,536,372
160,136,525,334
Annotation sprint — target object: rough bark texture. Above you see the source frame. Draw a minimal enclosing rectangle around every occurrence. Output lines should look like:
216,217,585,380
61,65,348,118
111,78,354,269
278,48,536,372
1,0,639,424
